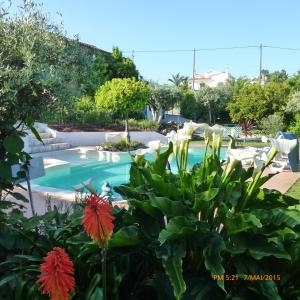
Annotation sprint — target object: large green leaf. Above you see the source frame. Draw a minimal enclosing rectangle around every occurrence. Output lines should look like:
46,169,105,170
156,243,186,300
252,189,300,209
85,273,101,300
109,225,140,247
257,280,281,300
224,212,262,235
114,185,144,199
29,125,43,143
150,142,173,174
227,234,291,260
253,208,300,228
224,181,242,207
128,199,160,218
3,134,24,153
90,287,103,300
129,164,145,187
149,196,189,218
203,234,225,291
190,279,218,300
158,216,207,245
193,188,219,212
149,173,182,198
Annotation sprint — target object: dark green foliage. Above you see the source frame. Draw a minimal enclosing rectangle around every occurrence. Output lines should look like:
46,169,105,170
112,140,300,299
259,114,285,136
99,140,145,152
288,113,300,136
179,92,197,120
148,83,182,123
1,138,300,299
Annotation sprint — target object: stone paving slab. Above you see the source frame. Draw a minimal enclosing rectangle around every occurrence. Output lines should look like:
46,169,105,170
262,170,300,194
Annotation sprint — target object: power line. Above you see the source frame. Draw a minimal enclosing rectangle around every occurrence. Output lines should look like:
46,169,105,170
264,45,300,51
123,45,258,54
123,44,300,54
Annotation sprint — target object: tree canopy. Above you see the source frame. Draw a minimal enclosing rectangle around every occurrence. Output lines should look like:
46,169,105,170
194,83,232,123
95,78,149,142
0,0,66,127
148,83,182,123
227,82,290,123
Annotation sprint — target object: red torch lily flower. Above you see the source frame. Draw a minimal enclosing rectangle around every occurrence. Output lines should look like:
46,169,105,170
37,247,75,300
82,194,115,248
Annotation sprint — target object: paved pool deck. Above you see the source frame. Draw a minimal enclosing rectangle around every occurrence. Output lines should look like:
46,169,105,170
262,170,300,193
9,169,299,217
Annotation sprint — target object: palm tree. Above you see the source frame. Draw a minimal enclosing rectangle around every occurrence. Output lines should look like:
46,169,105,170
168,73,188,88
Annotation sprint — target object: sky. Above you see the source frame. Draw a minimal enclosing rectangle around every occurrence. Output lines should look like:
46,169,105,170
9,0,300,82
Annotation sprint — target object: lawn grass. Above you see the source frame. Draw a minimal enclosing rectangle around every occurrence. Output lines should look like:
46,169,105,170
286,179,300,200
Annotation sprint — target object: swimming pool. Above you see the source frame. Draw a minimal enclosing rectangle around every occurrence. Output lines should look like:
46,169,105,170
32,147,226,194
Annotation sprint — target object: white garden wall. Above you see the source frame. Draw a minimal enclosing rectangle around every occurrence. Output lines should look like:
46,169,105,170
55,131,168,146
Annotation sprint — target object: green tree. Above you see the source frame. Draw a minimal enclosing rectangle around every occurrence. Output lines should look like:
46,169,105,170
287,71,300,91
0,0,68,204
261,69,288,83
168,73,189,89
148,83,182,123
194,83,232,124
259,114,285,136
95,78,149,143
227,82,290,123
110,47,139,79
179,92,197,120
286,91,300,114
78,47,139,100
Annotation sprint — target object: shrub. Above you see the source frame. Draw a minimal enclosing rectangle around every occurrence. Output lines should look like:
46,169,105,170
127,118,159,130
179,92,197,119
1,126,300,299
259,114,284,136
288,113,300,136
73,96,113,126
98,139,145,151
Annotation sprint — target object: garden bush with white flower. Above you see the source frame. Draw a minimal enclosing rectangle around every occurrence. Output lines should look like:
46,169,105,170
0,122,300,300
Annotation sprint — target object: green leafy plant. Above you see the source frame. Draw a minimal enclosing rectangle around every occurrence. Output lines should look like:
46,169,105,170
98,139,145,152
1,124,300,300
259,114,285,136
127,118,159,130
113,126,300,299
288,113,300,136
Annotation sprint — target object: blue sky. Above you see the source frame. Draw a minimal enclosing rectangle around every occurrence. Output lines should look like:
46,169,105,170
11,0,300,82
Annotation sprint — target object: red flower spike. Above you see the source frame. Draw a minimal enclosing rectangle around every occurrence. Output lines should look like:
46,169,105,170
82,194,115,248
37,247,75,300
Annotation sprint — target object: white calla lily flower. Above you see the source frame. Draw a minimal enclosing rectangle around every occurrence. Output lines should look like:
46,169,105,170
166,130,177,143
183,121,200,136
228,148,258,162
271,138,297,155
211,124,224,148
148,140,161,151
253,156,264,175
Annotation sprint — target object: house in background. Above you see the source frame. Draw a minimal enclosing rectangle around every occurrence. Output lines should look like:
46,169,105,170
188,69,232,90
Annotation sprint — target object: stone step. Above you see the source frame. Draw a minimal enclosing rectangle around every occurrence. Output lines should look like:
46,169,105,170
30,143,70,154
28,132,53,139
29,137,59,146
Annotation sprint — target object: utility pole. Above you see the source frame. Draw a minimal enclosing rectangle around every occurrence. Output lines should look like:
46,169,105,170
192,48,196,90
132,50,135,61
259,44,263,83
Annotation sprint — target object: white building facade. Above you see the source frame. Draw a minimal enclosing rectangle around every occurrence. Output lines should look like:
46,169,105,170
188,70,232,90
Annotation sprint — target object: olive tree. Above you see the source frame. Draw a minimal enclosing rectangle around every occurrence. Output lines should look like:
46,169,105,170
0,0,67,206
148,83,182,123
95,78,149,143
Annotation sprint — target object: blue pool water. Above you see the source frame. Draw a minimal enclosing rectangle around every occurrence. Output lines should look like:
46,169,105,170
33,147,226,193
